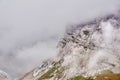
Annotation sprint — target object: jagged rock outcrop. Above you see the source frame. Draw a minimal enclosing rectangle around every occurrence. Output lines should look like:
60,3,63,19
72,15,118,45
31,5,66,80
20,15,120,80
57,15,120,78
0,70,11,80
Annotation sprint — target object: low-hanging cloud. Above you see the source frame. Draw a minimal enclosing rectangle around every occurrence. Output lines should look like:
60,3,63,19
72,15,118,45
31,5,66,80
0,0,120,78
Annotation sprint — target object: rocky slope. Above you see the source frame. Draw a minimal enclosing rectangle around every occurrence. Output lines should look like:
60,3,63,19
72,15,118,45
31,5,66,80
0,70,11,80
20,15,120,80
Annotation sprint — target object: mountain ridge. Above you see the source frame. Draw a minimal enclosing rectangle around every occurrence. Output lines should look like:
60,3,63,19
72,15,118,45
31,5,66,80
20,14,120,80
3,14,120,80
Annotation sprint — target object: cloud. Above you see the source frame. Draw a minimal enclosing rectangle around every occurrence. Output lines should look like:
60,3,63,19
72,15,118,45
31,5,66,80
0,0,120,78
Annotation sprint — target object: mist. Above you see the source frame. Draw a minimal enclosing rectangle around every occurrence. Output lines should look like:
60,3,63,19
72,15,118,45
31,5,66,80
0,0,120,78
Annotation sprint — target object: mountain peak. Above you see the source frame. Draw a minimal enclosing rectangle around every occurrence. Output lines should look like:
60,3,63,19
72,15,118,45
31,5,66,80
20,15,120,80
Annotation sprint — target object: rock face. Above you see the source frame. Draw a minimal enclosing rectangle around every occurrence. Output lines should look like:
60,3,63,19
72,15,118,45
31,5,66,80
0,70,10,80
20,15,120,80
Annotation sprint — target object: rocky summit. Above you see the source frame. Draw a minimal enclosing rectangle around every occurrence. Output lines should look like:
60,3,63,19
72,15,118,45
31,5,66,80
19,15,120,80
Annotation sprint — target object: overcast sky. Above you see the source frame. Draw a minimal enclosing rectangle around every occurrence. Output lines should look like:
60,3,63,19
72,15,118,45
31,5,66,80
0,0,120,78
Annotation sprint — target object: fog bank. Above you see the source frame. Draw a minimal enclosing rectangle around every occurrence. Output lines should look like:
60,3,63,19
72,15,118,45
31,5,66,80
0,0,120,78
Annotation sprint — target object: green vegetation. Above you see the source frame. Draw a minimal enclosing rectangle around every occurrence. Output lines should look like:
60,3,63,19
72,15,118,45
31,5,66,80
70,76,93,80
38,69,120,80
38,67,56,80
38,60,64,80
38,61,120,80
71,76,86,80
95,73,120,80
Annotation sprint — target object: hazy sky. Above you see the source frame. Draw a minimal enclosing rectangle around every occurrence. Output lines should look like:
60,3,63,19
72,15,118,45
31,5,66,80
0,0,120,78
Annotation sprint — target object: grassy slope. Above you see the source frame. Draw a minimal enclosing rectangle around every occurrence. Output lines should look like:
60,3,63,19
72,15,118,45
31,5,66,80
38,70,120,80
38,61,120,80
71,74,120,80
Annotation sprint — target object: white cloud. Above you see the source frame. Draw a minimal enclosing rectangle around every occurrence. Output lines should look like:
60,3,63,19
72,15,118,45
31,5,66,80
0,0,120,78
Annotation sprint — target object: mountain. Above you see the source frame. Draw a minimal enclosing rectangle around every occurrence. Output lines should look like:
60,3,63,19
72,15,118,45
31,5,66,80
0,70,11,80
20,15,120,80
